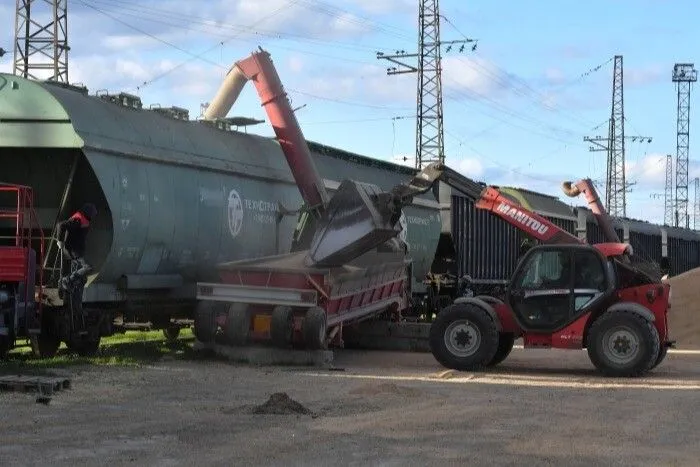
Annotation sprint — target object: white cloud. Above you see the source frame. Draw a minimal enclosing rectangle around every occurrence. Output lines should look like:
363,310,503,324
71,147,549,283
455,157,485,178
288,55,304,73
345,0,414,15
626,153,668,189
627,64,664,87
442,55,508,99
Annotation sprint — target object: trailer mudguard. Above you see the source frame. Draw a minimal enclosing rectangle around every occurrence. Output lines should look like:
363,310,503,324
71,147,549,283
453,297,502,331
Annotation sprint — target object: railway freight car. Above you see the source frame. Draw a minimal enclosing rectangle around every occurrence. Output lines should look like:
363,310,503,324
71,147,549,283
577,207,700,277
0,72,441,354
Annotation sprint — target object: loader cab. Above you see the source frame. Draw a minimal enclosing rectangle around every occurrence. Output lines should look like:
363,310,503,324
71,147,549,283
506,244,616,332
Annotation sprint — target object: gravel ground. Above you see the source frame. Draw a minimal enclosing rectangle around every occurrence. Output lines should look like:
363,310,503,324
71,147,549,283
1,347,699,467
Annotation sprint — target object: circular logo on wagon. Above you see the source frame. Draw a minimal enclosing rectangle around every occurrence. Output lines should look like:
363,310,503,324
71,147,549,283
228,189,244,239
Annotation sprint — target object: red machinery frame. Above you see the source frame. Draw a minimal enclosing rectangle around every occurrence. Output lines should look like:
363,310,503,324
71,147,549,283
0,183,44,331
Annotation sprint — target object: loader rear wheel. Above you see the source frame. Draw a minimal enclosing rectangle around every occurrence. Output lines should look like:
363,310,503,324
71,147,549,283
270,306,294,347
587,309,660,377
225,303,250,346
303,306,327,350
429,302,499,371
194,302,218,343
487,332,515,367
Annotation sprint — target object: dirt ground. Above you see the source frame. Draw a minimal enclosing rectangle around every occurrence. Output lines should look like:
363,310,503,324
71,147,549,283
668,268,700,348
1,347,699,467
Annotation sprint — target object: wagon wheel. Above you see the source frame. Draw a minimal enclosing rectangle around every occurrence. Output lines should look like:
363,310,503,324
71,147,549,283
193,301,218,344
270,305,294,347
163,325,181,343
225,303,250,346
302,306,327,350
30,334,61,358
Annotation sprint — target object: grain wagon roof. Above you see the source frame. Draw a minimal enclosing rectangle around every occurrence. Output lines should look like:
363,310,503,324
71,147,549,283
498,186,576,220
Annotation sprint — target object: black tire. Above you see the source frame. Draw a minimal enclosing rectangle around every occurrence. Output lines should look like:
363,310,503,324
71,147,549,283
163,325,181,343
487,333,515,367
225,303,250,346
0,336,11,360
30,334,60,358
193,302,217,343
303,306,327,350
428,302,500,371
650,345,668,370
270,305,294,347
586,309,661,377
68,337,101,357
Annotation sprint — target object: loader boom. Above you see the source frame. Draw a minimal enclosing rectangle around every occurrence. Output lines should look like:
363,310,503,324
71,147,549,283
474,186,583,244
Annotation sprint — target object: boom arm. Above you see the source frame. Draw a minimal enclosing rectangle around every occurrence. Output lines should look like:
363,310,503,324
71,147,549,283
474,187,583,244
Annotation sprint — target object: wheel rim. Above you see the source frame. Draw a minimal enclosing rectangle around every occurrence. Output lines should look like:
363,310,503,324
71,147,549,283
444,319,481,357
602,326,640,365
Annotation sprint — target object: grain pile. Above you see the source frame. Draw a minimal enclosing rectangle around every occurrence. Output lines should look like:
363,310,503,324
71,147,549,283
668,268,700,349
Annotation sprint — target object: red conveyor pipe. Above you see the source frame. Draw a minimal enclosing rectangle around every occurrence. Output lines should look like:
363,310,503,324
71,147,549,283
235,49,330,214
562,179,620,244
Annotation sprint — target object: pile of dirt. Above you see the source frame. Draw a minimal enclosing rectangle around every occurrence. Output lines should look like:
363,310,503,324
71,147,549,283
668,268,700,349
252,392,313,415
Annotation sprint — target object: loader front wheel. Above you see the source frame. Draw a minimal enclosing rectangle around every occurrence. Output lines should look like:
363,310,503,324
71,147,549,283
429,302,499,371
587,309,660,377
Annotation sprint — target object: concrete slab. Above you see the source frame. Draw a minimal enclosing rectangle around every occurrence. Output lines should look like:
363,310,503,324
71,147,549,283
343,321,431,352
193,340,334,367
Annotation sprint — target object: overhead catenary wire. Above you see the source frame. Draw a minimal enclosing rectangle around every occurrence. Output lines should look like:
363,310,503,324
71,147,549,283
77,0,614,183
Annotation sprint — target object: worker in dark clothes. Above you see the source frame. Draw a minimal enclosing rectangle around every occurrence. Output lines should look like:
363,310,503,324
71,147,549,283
56,203,97,291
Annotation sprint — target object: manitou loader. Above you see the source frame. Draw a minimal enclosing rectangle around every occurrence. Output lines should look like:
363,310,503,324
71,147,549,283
428,178,673,377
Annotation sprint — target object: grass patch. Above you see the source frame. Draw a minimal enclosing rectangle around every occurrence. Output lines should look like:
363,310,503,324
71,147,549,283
0,327,219,376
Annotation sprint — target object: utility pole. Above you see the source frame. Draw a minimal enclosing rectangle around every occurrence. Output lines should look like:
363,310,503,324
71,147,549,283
376,0,476,169
13,0,70,82
664,154,674,226
694,177,700,230
672,63,697,229
583,56,651,218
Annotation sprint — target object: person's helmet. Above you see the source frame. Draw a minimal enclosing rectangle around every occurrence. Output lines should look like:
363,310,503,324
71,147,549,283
80,203,98,220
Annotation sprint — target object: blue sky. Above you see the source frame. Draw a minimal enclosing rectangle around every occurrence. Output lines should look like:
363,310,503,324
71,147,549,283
0,0,697,225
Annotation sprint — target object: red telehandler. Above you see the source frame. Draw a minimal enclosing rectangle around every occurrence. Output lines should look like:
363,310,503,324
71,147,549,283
428,178,673,377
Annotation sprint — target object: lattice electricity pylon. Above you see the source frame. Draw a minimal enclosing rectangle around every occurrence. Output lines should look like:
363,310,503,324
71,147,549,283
13,0,70,83
664,154,674,226
694,177,700,230
583,127,652,217
583,56,651,217
376,0,477,169
672,63,697,228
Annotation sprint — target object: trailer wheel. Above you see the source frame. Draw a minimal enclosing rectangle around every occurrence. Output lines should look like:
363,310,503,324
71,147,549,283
303,306,327,350
429,302,499,371
487,332,515,367
193,302,218,343
225,303,250,346
270,306,294,347
586,309,660,377
30,334,60,358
